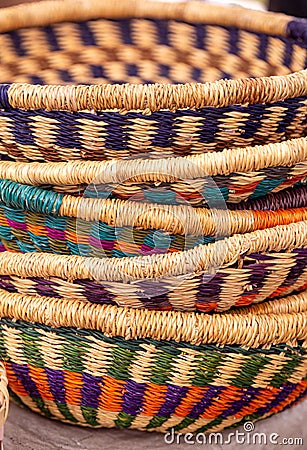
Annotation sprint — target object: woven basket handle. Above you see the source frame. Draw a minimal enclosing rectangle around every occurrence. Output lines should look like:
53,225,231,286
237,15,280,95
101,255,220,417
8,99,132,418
0,363,9,448
288,18,307,43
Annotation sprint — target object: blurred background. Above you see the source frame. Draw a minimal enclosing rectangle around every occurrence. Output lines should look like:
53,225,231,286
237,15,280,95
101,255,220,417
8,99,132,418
0,0,306,17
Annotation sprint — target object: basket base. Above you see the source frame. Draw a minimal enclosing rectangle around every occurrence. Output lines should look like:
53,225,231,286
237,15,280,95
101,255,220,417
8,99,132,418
6,374,307,433
1,315,307,434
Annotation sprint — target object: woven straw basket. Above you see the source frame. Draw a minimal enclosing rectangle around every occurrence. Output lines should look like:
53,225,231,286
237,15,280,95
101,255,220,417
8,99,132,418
0,0,306,162
0,290,306,432
0,0,306,435
1,221,307,312
1,137,307,204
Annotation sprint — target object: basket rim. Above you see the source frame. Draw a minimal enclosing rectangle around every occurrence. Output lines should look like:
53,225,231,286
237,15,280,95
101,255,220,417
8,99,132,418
0,363,8,428
0,220,307,282
0,0,293,34
0,0,306,112
0,287,305,347
0,138,306,236
2,178,307,237
1,137,306,185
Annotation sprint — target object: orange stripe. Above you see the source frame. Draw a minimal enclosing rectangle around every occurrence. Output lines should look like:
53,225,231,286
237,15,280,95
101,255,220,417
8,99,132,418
120,192,145,201
115,241,140,253
27,224,47,237
235,295,256,307
142,383,168,416
167,247,180,253
174,190,203,200
252,208,307,231
98,375,125,412
233,386,279,418
201,386,242,419
196,302,217,312
228,181,259,195
1,246,18,253
0,217,8,226
5,362,28,397
64,230,80,244
279,174,307,189
28,365,54,401
269,285,292,298
174,386,207,417
63,371,83,406
294,281,307,292
267,380,307,416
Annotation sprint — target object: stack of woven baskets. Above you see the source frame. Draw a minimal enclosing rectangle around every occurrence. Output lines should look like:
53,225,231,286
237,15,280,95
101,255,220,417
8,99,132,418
0,0,306,434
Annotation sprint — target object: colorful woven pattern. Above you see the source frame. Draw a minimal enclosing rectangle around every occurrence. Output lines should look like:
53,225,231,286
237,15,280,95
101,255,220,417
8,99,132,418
1,137,307,205
0,96,306,162
1,179,307,259
1,18,306,86
0,248,307,311
0,1,306,161
0,291,305,432
3,322,306,432
0,0,307,434
1,220,307,312
69,172,307,205
0,203,208,257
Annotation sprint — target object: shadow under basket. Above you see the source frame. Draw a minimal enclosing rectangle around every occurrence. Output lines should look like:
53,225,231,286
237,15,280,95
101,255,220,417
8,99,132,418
0,0,306,161
1,290,307,432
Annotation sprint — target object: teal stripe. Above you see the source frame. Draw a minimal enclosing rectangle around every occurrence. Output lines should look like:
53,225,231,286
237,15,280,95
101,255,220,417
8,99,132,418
0,180,63,215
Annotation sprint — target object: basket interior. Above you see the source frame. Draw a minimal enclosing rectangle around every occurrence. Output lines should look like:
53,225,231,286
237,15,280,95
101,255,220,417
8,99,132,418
0,18,306,85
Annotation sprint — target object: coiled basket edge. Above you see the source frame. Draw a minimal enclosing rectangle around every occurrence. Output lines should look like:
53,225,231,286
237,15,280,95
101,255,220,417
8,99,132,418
0,0,306,434
1,137,307,205
0,289,306,432
0,0,306,161
1,220,307,312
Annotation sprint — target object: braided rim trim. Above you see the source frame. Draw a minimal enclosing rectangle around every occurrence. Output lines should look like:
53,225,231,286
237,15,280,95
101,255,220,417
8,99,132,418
0,288,305,346
0,0,292,34
2,179,307,236
0,220,307,281
0,137,306,185
6,70,307,112
0,363,8,428
0,1,306,111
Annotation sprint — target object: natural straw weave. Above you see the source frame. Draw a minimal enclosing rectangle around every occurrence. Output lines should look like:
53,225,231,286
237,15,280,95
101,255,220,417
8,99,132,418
0,0,306,433
0,0,306,161
0,288,306,345
1,138,307,205
0,364,8,430
1,220,307,311
2,183,307,260
0,291,306,431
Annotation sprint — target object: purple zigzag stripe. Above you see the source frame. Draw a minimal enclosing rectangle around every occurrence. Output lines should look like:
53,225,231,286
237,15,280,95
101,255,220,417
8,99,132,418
121,379,147,416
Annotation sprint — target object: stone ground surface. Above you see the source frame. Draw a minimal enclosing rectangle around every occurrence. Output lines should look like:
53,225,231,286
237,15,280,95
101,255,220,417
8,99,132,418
6,400,306,450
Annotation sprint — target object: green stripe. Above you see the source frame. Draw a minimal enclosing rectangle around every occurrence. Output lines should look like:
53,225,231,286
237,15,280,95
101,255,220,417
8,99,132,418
81,406,99,427
0,319,305,391
232,353,269,388
115,412,135,429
